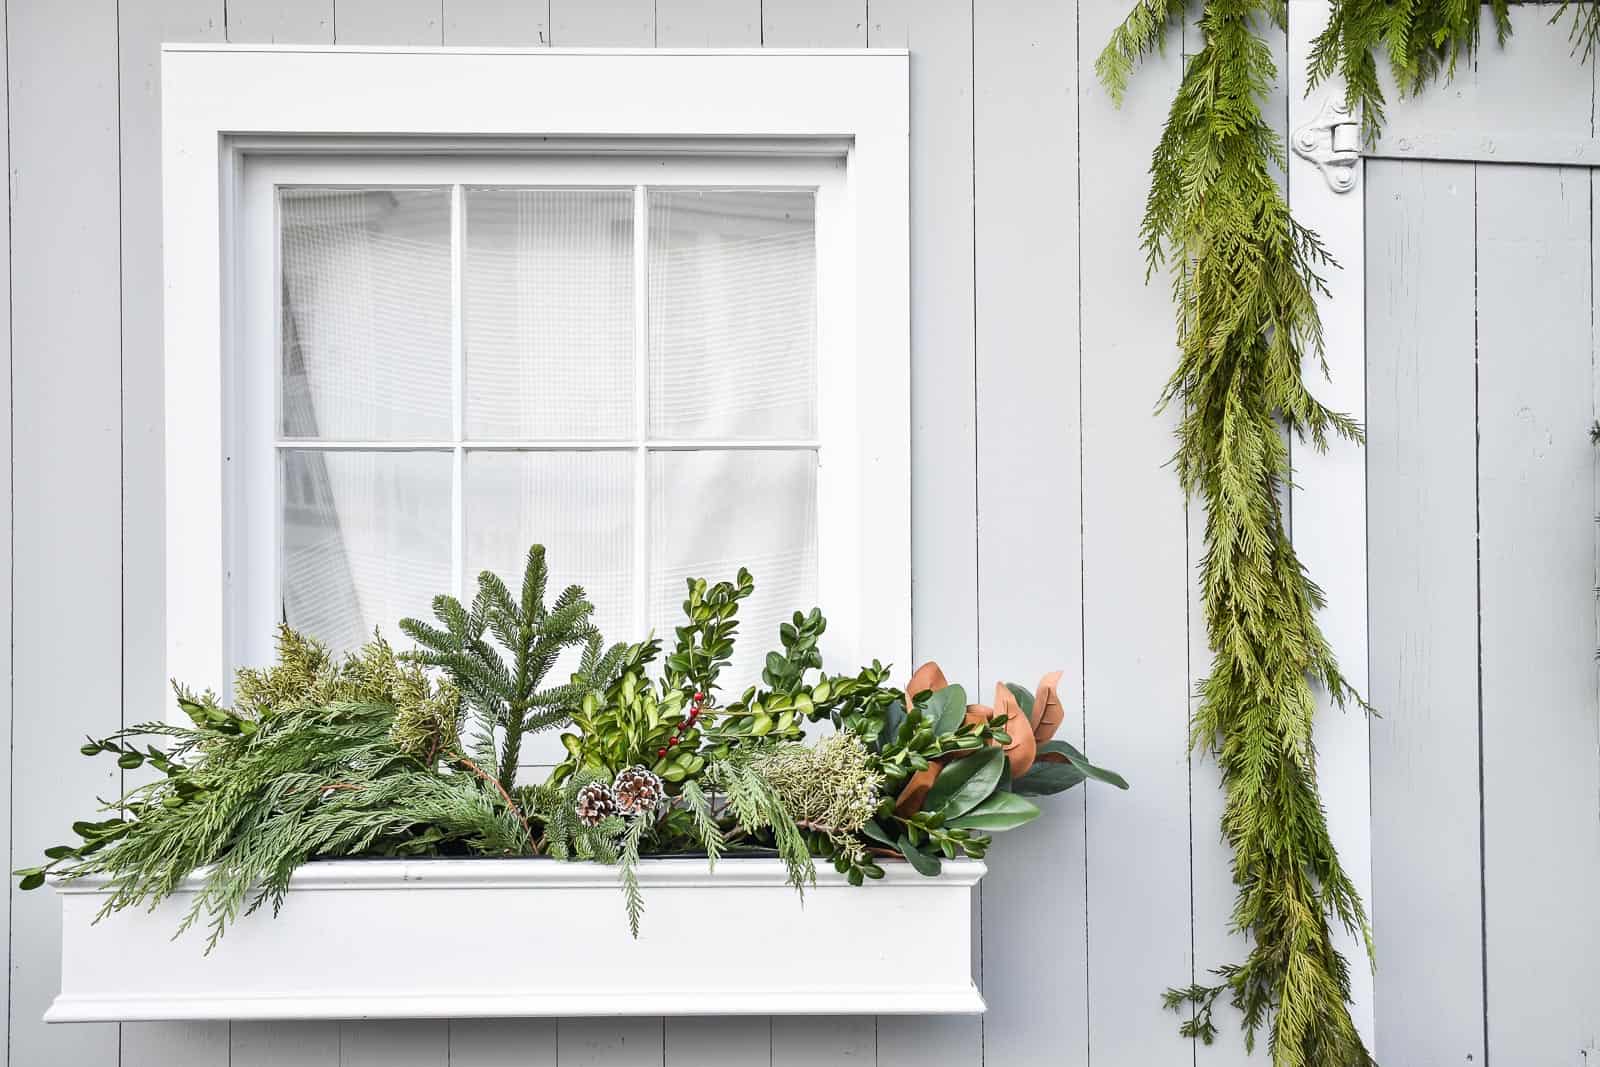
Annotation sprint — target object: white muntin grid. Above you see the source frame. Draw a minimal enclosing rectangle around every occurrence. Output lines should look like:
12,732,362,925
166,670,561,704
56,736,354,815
266,170,825,657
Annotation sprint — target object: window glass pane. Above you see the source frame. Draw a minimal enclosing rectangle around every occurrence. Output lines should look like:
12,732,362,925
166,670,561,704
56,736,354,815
280,450,452,656
280,188,453,440
465,189,635,441
648,190,817,441
463,450,635,649
650,450,818,693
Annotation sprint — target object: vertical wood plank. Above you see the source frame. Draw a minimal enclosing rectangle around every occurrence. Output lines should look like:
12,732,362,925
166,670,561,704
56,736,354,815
655,0,758,46
770,1018,875,1065
1364,159,1484,1067
339,1020,450,1067
0,2,9,1058
446,1019,558,1066
8,1,123,1064
664,1018,769,1066
973,2,1086,1065
223,0,332,42
1478,163,1600,1065
1077,0,1194,1062
116,0,229,1039
443,0,548,46
548,0,653,46
335,0,442,45
870,7,977,1067
558,1019,664,1067
760,0,864,47
231,1021,340,1067
122,1023,231,1067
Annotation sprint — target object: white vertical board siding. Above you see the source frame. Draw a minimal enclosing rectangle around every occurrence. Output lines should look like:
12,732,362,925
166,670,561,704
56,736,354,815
8,2,123,1066
224,0,332,43
973,2,1087,1066
0,4,10,1060
443,1,550,47
1477,164,1600,1065
550,0,654,47
868,4,980,1067
334,0,443,45
1365,159,1485,1067
761,0,866,47
655,0,759,47
1077,0,1194,1063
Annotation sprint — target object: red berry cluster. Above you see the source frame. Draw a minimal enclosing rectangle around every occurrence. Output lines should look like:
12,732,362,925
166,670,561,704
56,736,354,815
657,691,705,759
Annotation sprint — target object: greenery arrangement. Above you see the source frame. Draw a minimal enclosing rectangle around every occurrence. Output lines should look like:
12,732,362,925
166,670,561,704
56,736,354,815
17,544,1126,944
1099,1,1596,1063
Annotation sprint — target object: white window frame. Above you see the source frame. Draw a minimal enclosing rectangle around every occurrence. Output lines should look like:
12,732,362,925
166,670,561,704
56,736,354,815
162,45,910,709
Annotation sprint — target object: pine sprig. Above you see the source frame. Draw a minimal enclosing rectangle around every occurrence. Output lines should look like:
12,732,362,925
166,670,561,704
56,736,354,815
1100,3,1373,1063
402,545,599,792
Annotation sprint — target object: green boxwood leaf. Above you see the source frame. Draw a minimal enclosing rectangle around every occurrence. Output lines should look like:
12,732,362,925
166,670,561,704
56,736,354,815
1037,739,1129,789
947,791,1041,831
924,747,1003,819
896,834,942,877
16,870,45,891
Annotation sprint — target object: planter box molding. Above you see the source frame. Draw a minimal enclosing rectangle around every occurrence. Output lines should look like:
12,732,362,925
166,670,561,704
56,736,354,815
48,857,986,1021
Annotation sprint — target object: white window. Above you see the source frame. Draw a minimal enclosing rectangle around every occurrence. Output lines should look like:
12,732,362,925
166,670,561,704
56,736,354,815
162,47,910,729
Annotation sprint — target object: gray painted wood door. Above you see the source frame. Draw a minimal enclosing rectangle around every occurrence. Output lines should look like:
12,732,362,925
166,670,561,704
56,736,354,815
1366,14,1600,1063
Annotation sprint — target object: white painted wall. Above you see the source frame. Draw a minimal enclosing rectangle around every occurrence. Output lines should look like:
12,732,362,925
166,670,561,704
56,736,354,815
6,2,1595,1066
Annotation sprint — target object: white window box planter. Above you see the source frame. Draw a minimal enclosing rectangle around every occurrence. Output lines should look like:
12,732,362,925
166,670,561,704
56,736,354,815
47,857,985,1022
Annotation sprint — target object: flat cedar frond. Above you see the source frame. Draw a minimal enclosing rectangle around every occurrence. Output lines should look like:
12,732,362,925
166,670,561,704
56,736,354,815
1101,1,1376,1062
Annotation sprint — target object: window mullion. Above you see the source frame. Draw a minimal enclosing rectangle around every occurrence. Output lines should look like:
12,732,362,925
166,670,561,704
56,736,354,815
632,184,650,639
451,182,466,602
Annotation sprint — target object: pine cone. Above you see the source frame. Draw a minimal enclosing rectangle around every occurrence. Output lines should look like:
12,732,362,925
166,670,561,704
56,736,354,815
612,766,665,816
573,781,620,827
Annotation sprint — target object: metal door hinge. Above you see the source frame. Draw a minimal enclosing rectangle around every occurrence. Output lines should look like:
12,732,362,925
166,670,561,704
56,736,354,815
1293,95,1361,193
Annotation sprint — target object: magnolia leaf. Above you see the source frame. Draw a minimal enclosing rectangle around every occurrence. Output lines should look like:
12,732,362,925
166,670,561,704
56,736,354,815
1037,739,1129,790
1004,682,1036,721
1011,761,1087,797
924,747,1004,819
946,791,1041,831
862,818,897,849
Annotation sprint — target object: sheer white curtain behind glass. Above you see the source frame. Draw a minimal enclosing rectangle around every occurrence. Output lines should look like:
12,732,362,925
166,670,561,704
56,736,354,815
648,190,818,685
279,188,452,652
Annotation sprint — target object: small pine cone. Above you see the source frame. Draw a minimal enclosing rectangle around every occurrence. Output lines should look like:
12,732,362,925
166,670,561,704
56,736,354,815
573,781,620,827
612,766,666,816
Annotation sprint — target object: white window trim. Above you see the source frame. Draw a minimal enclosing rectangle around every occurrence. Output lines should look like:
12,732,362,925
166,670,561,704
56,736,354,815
162,45,911,708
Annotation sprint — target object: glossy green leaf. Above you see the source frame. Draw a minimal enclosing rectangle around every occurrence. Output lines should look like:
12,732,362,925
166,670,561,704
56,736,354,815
862,818,897,849
924,747,1004,819
896,834,942,877
927,684,968,735
947,791,1042,831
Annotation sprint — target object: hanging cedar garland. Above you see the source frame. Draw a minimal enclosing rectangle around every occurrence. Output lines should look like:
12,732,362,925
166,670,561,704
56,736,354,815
1099,0,1595,1063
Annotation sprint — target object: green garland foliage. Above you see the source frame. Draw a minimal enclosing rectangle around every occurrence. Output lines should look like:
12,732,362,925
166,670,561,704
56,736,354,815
1099,3,1371,1064
1102,0,1596,1062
